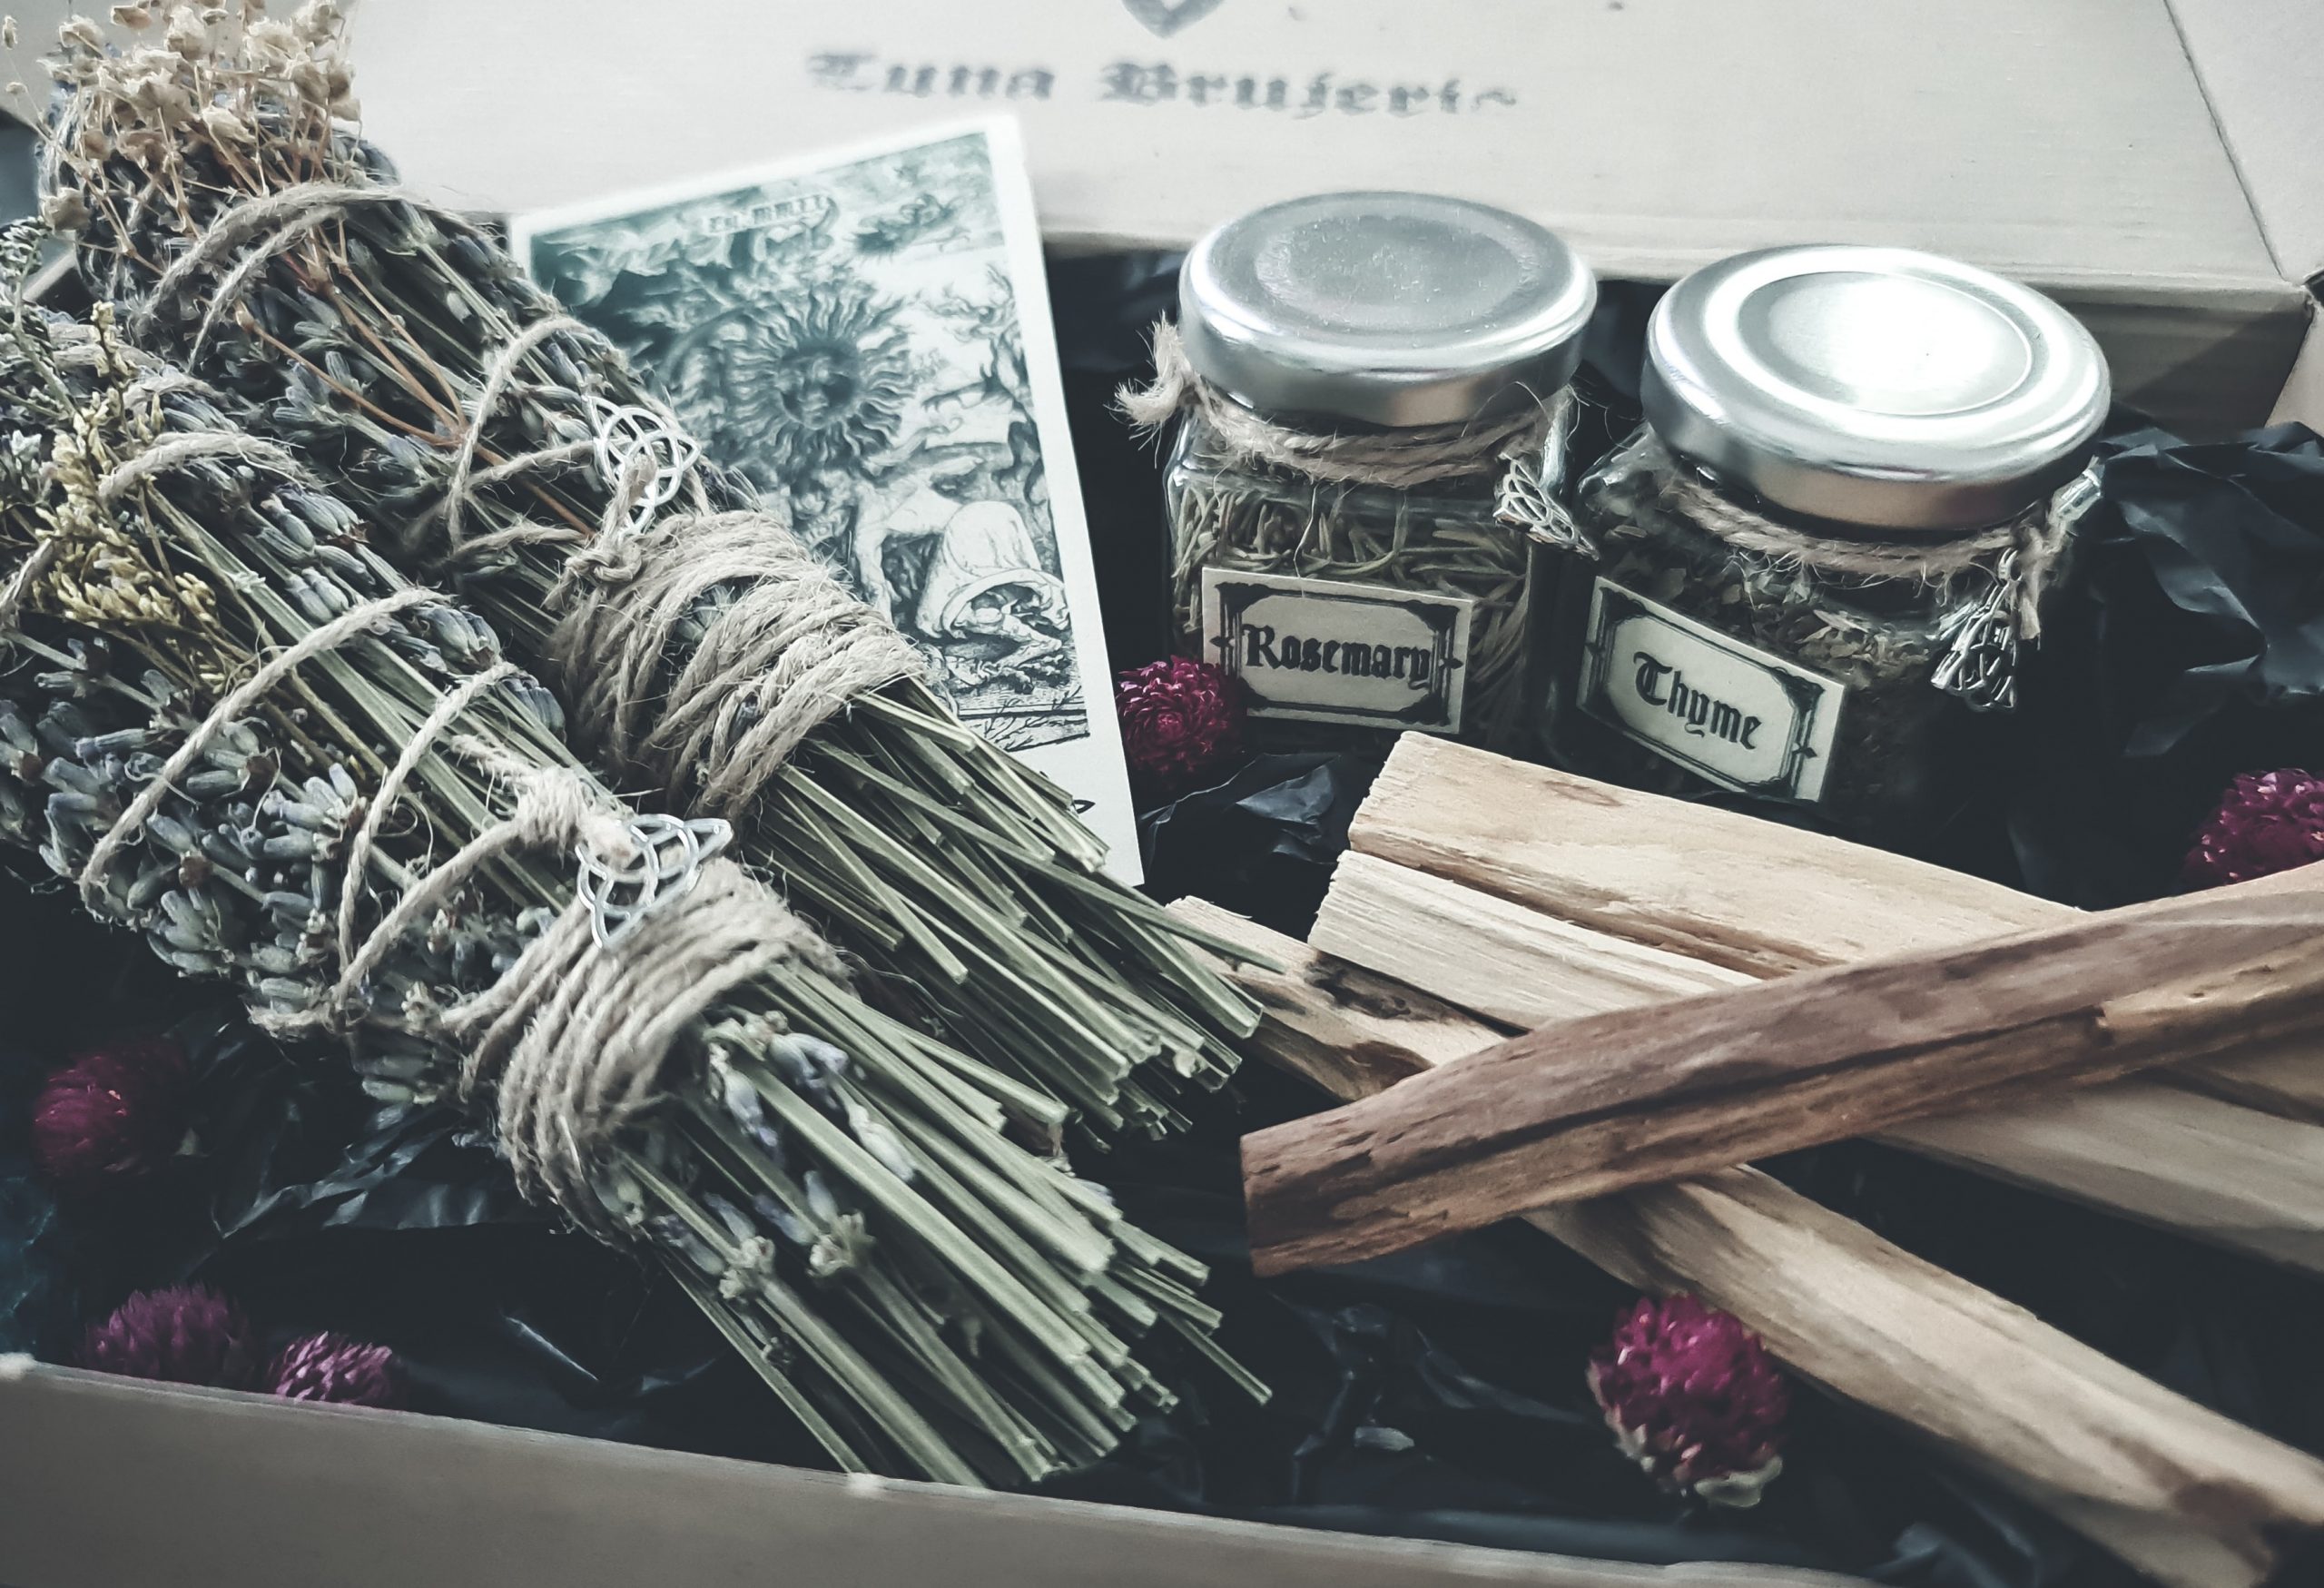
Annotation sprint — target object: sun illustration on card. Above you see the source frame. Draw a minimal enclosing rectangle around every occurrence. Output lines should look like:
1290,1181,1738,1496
665,283,914,485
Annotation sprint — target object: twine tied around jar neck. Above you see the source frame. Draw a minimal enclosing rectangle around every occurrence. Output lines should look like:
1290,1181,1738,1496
1120,320,1585,548
1638,436,2102,713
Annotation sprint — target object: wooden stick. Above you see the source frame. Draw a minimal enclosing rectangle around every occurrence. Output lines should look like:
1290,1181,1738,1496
1349,735,2065,976
1175,901,2324,1588
2178,1034,2324,1124
1313,854,2324,1274
1242,872,2324,1275
1309,854,1743,1029
1354,735,2324,1125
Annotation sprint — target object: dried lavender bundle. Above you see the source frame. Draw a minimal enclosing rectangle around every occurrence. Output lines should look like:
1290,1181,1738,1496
0,262,1257,1484
39,5,1265,1141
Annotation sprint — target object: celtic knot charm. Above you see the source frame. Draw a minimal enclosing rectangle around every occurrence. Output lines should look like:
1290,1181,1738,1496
1494,404,1594,557
588,396,702,538
1932,549,2021,713
576,813,733,951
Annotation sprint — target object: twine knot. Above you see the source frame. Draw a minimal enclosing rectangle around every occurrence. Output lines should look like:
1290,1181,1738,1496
1120,319,1570,496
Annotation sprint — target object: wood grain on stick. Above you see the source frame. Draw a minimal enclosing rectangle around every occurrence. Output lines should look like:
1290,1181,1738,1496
1354,737,2324,1125
1349,735,2065,975
1314,856,2324,1274
1173,901,2324,1588
1242,873,2324,1275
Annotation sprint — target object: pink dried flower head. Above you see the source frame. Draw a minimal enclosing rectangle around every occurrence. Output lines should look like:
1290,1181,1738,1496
1588,1294,1790,1507
2184,769,2324,890
266,1331,406,1408
31,1033,192,1192
81,1284,255,1388
1117,657,1244,794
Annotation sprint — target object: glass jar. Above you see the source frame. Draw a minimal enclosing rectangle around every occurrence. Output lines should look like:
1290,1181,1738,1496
1155,192,1596,755
1538,245,2109,848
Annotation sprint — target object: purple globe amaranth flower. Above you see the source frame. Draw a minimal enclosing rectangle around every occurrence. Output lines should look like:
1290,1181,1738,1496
2183,769,2324,890
30,1033,191,1193
1588,1294,1790,1508
266,1331,406,1408
81,1284,255,1389
1117,657,1244,794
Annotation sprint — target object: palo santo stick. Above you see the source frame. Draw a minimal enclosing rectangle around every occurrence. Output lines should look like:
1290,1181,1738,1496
1312,853,2324,1273
1353,735,2324,1128
1243,871,2324,1276
1308,854,1743,1028
1348,735,2063,976
1174,901,2324,1588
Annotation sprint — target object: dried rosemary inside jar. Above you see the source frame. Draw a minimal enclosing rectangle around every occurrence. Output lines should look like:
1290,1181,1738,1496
1126,192,1596,755
1538,245,2110,848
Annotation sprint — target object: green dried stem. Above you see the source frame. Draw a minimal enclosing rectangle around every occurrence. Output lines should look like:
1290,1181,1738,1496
41,2,1267,1142
0,257,1256,1485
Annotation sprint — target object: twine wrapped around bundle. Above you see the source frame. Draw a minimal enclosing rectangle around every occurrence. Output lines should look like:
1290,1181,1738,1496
50,8,1267,1141
415,309,931,814
0,273,1252,1485
67,519,833,1229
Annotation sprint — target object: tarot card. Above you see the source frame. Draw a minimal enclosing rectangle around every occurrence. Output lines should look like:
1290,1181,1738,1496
510,119,1141,881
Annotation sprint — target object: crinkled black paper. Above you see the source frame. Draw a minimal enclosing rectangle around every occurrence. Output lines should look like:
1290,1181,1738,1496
1137,752,1376,936
2007,423,2324,906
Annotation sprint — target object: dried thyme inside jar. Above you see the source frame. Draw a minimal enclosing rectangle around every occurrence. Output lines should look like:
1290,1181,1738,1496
1538,246,2110,849
1126,192,1597,754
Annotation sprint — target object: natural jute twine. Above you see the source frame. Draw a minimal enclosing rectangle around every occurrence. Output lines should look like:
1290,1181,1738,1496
1120,320,1570,493
137,182,927,822
54,405,838,1227
1641,436,2081,643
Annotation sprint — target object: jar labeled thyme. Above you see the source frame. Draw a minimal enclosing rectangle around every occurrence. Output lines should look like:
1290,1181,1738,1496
1130,192,1597,753
1539,246,2109,846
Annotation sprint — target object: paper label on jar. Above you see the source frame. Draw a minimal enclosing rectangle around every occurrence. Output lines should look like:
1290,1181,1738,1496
1578,577,1844,802
1200,568,1472,732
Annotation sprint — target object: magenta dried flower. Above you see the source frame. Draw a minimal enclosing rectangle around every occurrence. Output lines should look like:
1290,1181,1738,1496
266,1331,406,1408
2183,769,2324,890
30,1033,191,1192
1588,1294,1789,1507
81,1284,256,1389
1117,657,1244,794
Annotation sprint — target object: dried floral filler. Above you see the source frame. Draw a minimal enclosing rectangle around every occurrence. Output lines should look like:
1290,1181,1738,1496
0,274,1259,1485
44,4,1264,1144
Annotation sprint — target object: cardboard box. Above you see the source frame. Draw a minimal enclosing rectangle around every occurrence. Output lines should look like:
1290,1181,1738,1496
0,5,2319,1584
44,0,2308,436
0,1360,1866,1588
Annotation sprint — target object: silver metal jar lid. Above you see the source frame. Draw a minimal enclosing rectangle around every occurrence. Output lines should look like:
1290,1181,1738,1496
1641,245,2110,532
1177,192,1597,430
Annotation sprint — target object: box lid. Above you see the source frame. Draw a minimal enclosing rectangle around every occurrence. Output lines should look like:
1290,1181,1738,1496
2168,0,2324,288
5,0,2310,430
0,1361,1869,1588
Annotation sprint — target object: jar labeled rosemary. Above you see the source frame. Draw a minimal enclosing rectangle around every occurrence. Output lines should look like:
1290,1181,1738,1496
1128,192,1597,753
1539,245,2109,846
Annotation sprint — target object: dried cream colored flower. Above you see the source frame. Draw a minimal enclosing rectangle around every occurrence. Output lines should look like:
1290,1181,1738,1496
162,4,205,57
2,17,16,49
60,17,106,52
244,16,295,62
40,188,90,231
198,103,251,144
110,4,152,27
291,0,340,42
